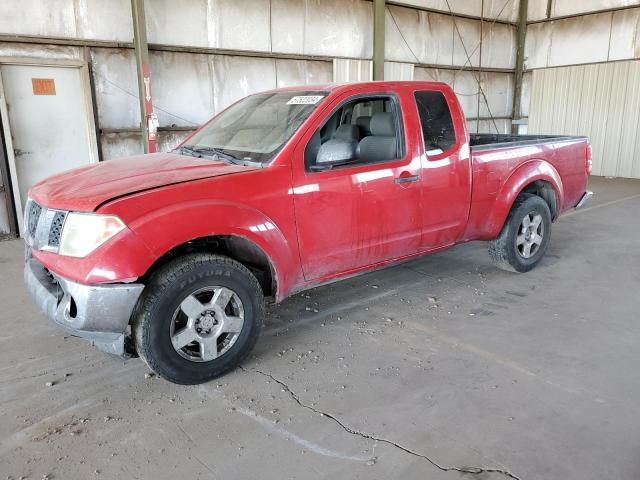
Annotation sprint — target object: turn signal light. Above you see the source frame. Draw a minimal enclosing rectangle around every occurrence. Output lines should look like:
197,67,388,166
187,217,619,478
586,144,593,175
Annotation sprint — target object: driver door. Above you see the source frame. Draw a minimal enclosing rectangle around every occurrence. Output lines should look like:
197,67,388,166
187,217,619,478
291,90,423,281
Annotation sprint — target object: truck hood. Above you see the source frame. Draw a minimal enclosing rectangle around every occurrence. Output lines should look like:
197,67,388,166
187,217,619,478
29,152,260,211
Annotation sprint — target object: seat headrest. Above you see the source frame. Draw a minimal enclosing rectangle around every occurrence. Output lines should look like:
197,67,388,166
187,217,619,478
334,124,360,142
370,112,395,137
355,116,372,136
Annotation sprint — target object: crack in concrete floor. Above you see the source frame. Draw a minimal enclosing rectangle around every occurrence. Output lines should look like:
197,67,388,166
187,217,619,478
244,367,522,480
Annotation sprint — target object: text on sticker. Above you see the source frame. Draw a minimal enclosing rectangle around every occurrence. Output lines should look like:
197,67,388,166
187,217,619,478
286,96,324,105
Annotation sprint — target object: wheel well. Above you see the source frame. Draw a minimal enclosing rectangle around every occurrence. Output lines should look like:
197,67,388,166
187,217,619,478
520,180,558,220
141,236,276,298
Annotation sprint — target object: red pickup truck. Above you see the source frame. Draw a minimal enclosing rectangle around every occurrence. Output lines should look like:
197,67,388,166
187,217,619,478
24,81,592,384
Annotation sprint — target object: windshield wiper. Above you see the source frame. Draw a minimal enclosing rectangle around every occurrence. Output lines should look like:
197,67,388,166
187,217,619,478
174,145,230,160
175,145,263,167
198,147,241,163
199,147,264,168
174,145,204,158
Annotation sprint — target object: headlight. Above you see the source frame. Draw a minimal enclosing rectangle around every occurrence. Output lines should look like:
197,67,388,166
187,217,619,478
58,213,126,258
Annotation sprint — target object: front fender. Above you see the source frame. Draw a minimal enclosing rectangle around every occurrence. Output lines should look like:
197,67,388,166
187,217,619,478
486,159,564,239
127,200,301,301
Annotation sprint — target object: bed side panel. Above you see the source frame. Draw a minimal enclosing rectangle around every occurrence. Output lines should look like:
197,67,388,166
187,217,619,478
463,138,587,241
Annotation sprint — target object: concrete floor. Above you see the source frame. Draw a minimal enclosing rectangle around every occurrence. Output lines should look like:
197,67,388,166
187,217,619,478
1,176,639,480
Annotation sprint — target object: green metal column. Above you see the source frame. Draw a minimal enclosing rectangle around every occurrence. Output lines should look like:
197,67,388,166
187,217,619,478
131,0,157,153
373,0,385,81
511,0,528,134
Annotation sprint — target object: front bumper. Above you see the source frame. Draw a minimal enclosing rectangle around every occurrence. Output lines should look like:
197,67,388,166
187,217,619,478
24,258,144,357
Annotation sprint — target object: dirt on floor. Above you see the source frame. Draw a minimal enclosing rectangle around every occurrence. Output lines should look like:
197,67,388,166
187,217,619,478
1,176,640,480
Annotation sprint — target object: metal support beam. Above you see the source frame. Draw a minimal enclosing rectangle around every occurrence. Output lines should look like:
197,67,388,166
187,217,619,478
0,34,516,73
511,0,528,134
476,0,484,134
0,34,346,63
414,62,514,73
529,3,640,24
0,116,18,236
385,1,517,26
373,0,385,81
131,0,157,153
83,46,103,162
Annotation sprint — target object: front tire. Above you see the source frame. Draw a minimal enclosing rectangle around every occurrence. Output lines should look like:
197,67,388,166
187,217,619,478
489,193,552,273
133,254,264,385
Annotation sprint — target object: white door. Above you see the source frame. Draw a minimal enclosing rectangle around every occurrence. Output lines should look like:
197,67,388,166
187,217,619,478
0,63,98,235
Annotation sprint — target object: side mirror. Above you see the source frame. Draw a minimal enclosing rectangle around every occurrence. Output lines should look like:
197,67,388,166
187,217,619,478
312,139,357,171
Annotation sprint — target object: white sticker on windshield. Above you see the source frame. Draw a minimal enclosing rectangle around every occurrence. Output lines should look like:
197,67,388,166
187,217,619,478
286,95,324,105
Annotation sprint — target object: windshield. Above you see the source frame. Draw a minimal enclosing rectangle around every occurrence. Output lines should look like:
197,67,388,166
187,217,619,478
180,91,328,164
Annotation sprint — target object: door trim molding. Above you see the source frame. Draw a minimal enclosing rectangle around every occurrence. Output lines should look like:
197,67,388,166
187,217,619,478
0,57,99,237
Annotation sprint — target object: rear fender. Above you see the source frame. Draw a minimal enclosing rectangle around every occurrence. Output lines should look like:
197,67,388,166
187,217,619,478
486,159,564,239
129,201,300,301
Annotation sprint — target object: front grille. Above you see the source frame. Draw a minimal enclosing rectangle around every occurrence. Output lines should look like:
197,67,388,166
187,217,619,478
48,211,66,247
25,201,68,253
27,201,42,238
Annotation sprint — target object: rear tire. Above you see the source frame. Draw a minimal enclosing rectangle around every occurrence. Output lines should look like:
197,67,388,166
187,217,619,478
489,193,552,273
133,254,264,385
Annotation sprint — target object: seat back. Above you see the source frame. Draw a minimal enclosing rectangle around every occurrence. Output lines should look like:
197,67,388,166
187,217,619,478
357,112,398,162
333,124,360,143
355,116,372,137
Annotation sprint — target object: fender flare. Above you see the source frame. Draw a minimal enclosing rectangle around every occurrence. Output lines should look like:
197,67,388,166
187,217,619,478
486,159,564,238
128,200,300,301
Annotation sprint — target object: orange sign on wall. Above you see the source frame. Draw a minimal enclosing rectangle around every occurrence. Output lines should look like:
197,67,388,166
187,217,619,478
32,78,56,96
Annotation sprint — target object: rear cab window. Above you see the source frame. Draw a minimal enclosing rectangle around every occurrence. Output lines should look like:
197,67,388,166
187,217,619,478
414,91,457,157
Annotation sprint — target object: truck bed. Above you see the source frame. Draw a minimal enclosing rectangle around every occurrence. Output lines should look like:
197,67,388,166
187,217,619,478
465,131,590,242
470,133,587,151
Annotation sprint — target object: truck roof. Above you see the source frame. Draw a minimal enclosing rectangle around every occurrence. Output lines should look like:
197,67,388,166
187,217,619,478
266,80,450,94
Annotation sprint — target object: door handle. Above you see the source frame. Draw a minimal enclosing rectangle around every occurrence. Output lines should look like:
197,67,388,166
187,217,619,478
394,174,419,184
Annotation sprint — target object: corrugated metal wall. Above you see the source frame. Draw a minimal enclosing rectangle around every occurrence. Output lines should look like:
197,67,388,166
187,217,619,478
0,0,524,234
333,59,373,82
525,8,640,70
519,2,640,139
6,0,640,231
529,60,640,179
0,0,521,165
386,2,516,134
